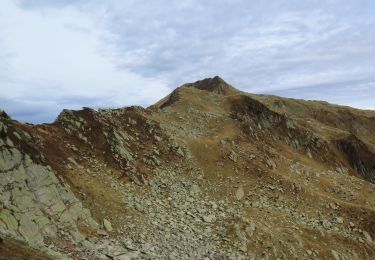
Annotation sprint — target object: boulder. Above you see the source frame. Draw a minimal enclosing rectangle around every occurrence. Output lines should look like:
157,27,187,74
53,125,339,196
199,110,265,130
103,218,113,232
235,186,245,200
202,215,216,223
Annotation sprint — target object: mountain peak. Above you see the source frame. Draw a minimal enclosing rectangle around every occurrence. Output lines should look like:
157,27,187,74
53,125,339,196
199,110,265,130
151,76,238,109
186,76,237,95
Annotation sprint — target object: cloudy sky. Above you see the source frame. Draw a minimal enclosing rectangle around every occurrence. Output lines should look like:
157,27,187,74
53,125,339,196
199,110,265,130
0,0,374,123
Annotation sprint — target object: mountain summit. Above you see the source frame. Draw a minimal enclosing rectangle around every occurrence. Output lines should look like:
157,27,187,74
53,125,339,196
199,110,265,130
186,76,238,95
0,77,374,259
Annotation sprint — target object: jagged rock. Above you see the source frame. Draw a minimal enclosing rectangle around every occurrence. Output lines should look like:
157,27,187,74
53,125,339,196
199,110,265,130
103,127,134,164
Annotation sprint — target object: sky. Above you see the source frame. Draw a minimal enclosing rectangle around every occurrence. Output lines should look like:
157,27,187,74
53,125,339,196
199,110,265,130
0,0,374,123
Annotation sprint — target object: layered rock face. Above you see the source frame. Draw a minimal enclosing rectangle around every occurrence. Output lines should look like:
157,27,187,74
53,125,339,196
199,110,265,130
0,77,374,259
0,116,133,259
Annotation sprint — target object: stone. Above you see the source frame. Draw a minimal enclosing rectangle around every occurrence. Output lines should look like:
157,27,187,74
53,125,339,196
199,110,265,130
202,215,216,223
106,245,129,257
13,132,22,140
0,147,22,171
115,255,132,260
363,231,372,244
176,147,185,157
18,215,44,245
11,186,36,210
252,201,260,208
286,119,295,129
245,221,256,236
0,209,18,232
35,216,57,237
103,218,113,232
322,219,331,229
330,202,341,210
190,184,201,195
121,238,136,251
63,202,84,222
59,209,76,225
234,224,247,242
97,229,108,236
0,191,11,207
49,201,67,216
81,208,98,229
12,165,28,183
70,229,85,243
35,185,61,207
266,158,276,170
228,151,238,162
26,165,58,189
0,120,7,133
104,128,134,163
235,186,245,200
336,217,344,224
330,250,340,260
67,157,80,167
135,204,145,213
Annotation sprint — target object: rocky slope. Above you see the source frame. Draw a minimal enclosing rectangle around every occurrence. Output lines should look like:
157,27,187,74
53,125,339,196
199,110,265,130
0,76,374,259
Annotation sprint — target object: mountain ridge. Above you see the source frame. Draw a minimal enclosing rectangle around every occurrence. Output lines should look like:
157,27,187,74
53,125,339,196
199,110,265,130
0,77,374,259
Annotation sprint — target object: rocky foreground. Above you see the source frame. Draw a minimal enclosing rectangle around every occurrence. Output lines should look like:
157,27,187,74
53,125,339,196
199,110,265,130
0,77,374,259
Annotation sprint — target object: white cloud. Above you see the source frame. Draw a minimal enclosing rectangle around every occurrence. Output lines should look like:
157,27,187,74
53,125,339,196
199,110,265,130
0,0,170,122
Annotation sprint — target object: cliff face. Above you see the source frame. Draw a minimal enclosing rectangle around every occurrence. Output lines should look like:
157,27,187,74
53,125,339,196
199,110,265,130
0,77,374,259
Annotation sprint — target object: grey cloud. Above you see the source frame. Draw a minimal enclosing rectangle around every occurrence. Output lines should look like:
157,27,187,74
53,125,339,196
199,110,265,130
2,0,375,122
15,0,81,9
97,0,375,93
